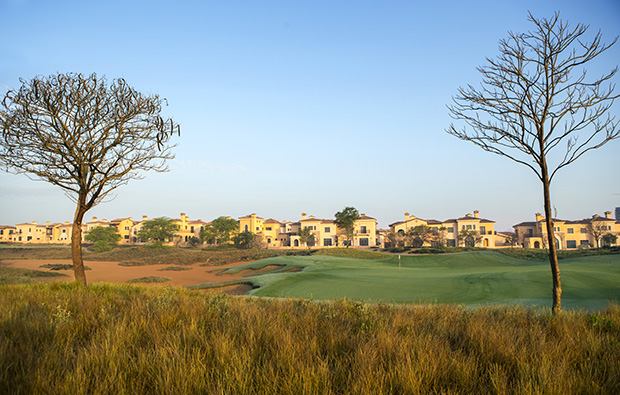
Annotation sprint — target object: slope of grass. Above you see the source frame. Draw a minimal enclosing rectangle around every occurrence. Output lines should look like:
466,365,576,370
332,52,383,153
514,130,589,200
0,266,68,284
1,283,619,394
193,251,620,311
497,246,620,261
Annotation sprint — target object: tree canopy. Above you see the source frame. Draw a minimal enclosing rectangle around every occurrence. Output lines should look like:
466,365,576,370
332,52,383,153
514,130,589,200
446,12,619,312
137,217,179,246
0,72,178,285
334,207,360,247
200,216,238,245
298,227,316,249
84,226,121,252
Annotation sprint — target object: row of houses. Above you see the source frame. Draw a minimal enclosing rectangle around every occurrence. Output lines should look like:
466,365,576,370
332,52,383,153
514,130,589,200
0,213,207,245
1,209,618,249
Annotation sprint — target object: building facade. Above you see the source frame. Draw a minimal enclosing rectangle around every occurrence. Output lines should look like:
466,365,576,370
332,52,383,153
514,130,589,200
388,210,496,248
513,211,619,249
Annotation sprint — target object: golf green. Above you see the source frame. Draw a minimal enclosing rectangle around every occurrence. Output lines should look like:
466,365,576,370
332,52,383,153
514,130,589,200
201,251,620,310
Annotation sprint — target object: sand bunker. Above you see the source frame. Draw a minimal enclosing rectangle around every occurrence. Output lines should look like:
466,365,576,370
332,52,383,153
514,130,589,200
1,259,283,294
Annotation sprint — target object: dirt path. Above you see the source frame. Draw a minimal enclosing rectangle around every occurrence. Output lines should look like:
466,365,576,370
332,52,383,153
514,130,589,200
1,259,262,288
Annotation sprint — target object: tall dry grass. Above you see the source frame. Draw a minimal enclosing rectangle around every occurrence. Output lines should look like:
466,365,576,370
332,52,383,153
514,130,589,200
1,283,619,394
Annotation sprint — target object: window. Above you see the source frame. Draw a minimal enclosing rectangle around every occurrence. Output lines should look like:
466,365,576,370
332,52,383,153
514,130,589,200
124,235,129,239
244,225,248,232
256,227,260,231
554,226,560,232
567,228,574,234
473,225,476,230
324,227,331,233
190,226,194,233
566,240,577,249
447,227,454,233
359,238,369,246
526,229,533,236
466,225,472,230
580,228,587,233
580,240,590,247
447,239,456,247
480,226,486,235
27,236,32,241
360,226,367,234
266,227,272,231
323,238,332,246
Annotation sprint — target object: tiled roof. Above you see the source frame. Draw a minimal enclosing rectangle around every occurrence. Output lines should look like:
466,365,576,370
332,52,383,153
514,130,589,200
239,214,264,220
264,219,280,224
514,221,537,227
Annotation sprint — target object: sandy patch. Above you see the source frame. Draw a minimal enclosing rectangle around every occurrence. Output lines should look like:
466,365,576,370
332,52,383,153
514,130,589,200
1,259,259,290
237,264,285,276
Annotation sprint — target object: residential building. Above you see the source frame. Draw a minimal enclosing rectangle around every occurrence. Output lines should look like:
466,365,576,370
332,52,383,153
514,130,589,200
238,212,379,248
14,221,48,243
514,211,619,249
0,226,16,242
110,218,135,244
173,213,208,244
388,210,496,248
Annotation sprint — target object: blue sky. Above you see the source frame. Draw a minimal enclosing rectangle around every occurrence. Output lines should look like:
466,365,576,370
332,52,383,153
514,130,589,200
1,0,619,230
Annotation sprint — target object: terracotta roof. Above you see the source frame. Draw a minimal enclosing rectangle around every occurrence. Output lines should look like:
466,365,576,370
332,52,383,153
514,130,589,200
513,221,537,227
358,215,376,220
264,219,280,224
457,216,479,221
111,218,132,223
239,214,264,220
496,232,514,237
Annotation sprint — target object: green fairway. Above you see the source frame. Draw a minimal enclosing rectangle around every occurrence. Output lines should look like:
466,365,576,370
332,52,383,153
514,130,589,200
193,251,620,310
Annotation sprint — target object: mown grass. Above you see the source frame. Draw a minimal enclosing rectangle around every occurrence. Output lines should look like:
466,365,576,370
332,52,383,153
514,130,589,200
201,251,620,311
498,246,620,261
1,282,619,394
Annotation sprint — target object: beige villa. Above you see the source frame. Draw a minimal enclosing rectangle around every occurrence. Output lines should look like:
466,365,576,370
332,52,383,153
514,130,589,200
514,211,619,249
388,210,497,248
239,212,378,248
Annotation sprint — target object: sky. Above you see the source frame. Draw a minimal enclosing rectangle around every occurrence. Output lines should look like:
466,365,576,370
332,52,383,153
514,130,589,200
1,0,619,231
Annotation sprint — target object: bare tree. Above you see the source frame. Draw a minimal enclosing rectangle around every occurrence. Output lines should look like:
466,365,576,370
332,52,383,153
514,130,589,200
447,13,619,313
0,73,179,285
586,219,608,248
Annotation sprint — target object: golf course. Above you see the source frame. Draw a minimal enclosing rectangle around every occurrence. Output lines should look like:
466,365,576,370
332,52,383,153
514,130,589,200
193,250,620,311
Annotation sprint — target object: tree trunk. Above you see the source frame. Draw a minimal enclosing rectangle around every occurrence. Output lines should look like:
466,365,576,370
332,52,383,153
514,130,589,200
71,194,88,286
541,164,561,313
